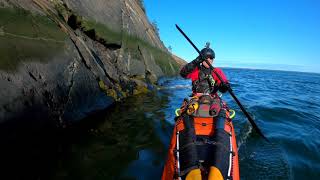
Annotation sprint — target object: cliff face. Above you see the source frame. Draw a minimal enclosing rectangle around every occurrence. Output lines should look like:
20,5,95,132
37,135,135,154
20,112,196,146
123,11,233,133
172,54,188,68
0,0,183,125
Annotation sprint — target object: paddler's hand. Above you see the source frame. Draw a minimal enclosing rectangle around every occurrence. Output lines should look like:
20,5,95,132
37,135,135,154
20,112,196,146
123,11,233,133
192,56,204,65
219,82,230,93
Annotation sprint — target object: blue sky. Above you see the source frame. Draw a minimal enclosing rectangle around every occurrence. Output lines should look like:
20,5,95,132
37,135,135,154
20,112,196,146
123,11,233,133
144,0,320,73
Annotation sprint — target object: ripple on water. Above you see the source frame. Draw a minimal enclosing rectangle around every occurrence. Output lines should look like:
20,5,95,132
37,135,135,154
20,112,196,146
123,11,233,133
239,136,292,180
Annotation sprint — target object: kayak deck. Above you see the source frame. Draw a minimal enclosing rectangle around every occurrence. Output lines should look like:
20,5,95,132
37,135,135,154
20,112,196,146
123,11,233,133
162,96,239,180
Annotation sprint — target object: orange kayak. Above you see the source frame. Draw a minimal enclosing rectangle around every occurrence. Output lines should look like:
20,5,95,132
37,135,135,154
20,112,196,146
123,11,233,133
162,95,240,180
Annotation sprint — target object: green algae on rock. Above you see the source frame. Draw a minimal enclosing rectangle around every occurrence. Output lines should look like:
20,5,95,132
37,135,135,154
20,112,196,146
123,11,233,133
0,7,67,71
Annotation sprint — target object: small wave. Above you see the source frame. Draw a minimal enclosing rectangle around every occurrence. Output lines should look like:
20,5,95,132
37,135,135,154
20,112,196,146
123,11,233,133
157,85,191,90
238,134,292,179
237,122,253,150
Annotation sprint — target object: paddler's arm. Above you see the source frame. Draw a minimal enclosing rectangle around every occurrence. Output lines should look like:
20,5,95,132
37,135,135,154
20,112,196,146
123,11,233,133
180,56,203,78
214,68,230,93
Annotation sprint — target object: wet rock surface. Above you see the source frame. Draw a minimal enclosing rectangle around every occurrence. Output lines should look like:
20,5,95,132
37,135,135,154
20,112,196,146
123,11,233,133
0,0,186,126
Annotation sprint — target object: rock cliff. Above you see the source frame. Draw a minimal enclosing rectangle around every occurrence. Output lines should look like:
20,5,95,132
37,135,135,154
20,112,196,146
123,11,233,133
0,0,186,125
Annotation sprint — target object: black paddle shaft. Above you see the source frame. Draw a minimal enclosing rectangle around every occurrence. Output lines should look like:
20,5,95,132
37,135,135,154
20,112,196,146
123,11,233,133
175,24,269,142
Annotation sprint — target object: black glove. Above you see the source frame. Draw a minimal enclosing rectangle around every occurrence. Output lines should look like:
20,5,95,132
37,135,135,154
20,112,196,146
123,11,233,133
219,82,230,93
192,56,204,65
180,59,198,78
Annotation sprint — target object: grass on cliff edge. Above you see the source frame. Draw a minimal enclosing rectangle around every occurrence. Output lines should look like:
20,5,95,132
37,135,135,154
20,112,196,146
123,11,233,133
81,18,180,76
0,7,67,71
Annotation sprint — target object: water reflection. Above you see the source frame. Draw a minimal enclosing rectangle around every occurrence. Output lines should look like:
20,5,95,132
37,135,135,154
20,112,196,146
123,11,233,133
53,92,172,180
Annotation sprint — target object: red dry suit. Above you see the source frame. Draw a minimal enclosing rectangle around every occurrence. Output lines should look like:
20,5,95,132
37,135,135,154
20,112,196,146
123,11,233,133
180,62,229,95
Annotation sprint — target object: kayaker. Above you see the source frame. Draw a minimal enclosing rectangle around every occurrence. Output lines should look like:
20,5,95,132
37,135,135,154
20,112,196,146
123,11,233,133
162,45,237,180
180,45,230,96
180,44,231,129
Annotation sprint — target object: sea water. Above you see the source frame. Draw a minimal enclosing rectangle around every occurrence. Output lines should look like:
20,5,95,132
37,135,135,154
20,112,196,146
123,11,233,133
1,68,319,180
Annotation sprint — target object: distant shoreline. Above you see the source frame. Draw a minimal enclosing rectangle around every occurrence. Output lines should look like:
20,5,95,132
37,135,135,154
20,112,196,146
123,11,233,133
219,66,320,75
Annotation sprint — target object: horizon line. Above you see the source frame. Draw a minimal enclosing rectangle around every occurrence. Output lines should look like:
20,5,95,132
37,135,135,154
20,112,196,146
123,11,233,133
218,66,320,75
